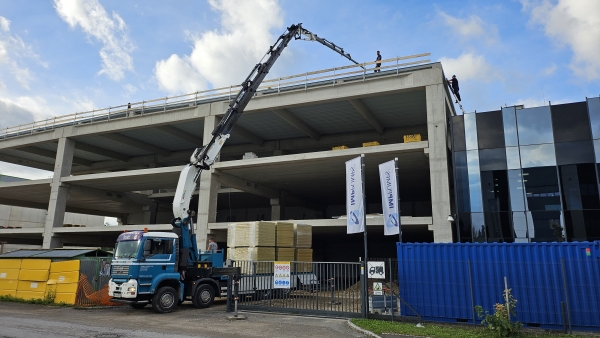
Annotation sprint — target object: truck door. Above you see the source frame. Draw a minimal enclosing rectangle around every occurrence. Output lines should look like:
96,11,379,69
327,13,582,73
138,238,176,294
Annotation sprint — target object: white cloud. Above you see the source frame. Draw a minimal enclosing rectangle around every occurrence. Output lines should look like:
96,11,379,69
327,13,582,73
543,63,557,75
154,0,284,94
122,83,137,96
54,0,135,81
439,53,499,82
522,0,600,80
438,10,499,44
0,16,9,32
0,97,38,129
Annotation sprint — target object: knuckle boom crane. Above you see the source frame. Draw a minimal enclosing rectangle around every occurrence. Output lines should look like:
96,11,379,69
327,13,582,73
109,23,360,313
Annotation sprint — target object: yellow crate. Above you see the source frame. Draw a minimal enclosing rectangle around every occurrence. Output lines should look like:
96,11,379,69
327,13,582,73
0,259,22,269
403,134,422,143
0,289,16,297
17,280,46,291
54,292,76,305
46,281,78,294
362,141,380,147
0,268,20,280
16,290,45,301
0,279,18,290
50,260,80,273
19,269,49,281
332,145,348,150
21,259,51,270
49,271,79,284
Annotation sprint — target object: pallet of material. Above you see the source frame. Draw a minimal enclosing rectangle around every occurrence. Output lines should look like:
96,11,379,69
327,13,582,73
227,222,276,247
294,224,312,248
227,247,275,274
275,222,294,248
275,248,295,261
294,249,313,272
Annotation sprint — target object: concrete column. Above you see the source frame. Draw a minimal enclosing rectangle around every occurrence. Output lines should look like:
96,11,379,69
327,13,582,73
426,84,452,242
42,137,75,248
197,115,219,251
270,198,281,221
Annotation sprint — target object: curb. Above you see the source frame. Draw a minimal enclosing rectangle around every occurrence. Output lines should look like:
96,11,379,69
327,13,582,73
347,319,382,338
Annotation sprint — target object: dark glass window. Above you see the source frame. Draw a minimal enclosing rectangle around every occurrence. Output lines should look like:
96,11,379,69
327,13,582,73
479,148,507,171
502,107,518,147
471,212,486,243
522,167,561,211
559,163,600,210
467,150,483,212
455,151,470,212
458,213,472,242
564,210,600,241
481,170,510,212
508,170,526,211
551,102,592,142
520,144,556,168
452,115,466,152
484,211,513,242
512,211,529,242
464,113,478,150
555,140,595,165
587,97,600,139
477,111,505,149
517,106,554,145
528,210,563,242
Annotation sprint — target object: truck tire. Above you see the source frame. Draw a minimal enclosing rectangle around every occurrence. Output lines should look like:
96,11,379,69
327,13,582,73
151,286,178,313
129,303,147,309
192,284,215,308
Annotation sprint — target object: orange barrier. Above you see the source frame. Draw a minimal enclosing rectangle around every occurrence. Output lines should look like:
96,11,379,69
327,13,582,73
75,274,122,307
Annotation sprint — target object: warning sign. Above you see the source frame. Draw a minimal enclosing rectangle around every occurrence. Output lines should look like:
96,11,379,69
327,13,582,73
373,282,383,295
367,262,385,279
273,261,291,289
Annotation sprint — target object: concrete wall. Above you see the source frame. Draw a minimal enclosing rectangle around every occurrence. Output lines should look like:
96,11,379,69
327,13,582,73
0,204,105,228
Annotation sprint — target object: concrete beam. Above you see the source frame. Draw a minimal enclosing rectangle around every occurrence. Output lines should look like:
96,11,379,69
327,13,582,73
232,125,264,146
214,171,279,199
155,125,203,146
17,146,93,167
208,216,433,229
272,109,320,140
101,133,171,156
74,141,130,162
349,99,385,134
0,153,54,171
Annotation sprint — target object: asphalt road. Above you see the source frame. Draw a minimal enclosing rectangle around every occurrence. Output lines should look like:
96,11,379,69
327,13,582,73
0,300,367,338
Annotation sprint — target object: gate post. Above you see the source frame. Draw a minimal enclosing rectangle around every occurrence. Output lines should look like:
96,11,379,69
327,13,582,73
360,260,367,318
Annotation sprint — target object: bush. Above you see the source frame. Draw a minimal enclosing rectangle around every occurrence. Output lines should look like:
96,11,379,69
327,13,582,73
475,289,522,337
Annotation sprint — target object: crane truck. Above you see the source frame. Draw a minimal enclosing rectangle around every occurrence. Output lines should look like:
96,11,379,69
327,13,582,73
108,23,361,313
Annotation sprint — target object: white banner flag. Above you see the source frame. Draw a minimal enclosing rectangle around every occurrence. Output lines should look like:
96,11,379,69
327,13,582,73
379,160,400,235
346,156,364,234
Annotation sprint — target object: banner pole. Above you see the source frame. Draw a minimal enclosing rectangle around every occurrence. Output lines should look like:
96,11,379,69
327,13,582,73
361,154,368,317
395,157,402,243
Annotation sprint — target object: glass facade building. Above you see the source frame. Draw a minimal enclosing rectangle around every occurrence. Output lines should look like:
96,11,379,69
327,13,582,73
451,97,600,243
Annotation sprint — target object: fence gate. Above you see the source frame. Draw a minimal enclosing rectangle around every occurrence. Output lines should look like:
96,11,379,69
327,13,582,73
233,261,363,317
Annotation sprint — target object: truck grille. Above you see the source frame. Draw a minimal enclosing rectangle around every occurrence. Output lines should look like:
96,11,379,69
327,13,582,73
112,265,129,275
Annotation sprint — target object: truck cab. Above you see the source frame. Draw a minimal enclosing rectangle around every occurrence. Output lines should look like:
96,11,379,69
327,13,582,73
109,230,232,313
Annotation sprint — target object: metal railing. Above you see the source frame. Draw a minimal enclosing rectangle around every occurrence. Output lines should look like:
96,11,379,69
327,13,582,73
0,53,431,140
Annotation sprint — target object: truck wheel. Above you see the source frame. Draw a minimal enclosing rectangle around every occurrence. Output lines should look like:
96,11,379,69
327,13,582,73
192,284,215,308
151,286,178,313
129,303,147,309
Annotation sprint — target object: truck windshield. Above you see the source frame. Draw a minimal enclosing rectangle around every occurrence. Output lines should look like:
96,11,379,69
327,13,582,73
114,240,140,259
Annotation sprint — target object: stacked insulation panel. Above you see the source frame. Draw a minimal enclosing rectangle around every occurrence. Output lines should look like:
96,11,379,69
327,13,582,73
46,260,80,305
17,259,51,300
294,224,313,272
227,222,276,273
0,259,21,297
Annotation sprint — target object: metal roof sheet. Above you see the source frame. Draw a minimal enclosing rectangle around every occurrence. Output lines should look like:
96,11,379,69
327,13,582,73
0,250,51,257
0,248,106,258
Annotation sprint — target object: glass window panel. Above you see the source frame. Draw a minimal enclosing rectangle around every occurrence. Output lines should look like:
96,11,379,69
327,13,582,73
564,210,587,241
512,211,529,242
455,151,470,213
559,164,600,210
471,212,486,243
508,169,526,211
555,140,595,165
551,102,592,142
484,211,513,242
458,213,472,242
516,106,554,145
522,167,561,211
481,170,510,212
587,97,600,139
502,107,519,147
477,111,505,149
528,210,563,242
520,144,557,168
467,150,483,212
506,147,521,169
464,113,478,150
594,139,600,163
452,115,466,152
479,148,507,171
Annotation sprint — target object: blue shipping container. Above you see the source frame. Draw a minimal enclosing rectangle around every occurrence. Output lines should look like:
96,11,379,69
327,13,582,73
396,242,600,331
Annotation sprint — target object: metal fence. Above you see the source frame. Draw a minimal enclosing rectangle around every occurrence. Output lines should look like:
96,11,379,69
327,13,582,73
0,53,430,140
75,258,117,307
233,260,364,317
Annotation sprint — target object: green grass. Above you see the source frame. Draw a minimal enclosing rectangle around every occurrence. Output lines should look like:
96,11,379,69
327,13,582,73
0,294,68,306
351,319,596,338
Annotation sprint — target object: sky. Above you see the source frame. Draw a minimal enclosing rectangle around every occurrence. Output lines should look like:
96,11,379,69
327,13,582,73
0,0,599,181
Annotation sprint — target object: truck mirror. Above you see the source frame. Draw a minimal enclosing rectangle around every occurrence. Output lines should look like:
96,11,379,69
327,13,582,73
144,240,151,251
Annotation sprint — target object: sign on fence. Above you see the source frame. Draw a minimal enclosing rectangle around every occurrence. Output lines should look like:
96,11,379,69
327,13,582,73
368,262,385,279
373,282,383,295
273,261,291,289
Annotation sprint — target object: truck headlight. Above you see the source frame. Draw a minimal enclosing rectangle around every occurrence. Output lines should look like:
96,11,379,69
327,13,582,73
128,287,136,293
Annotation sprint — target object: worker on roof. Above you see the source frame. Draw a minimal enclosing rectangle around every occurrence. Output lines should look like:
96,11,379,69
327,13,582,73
448,75,461,103
374,51,382,73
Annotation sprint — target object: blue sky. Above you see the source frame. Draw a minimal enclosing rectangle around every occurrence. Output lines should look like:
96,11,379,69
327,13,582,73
0,0,599,179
